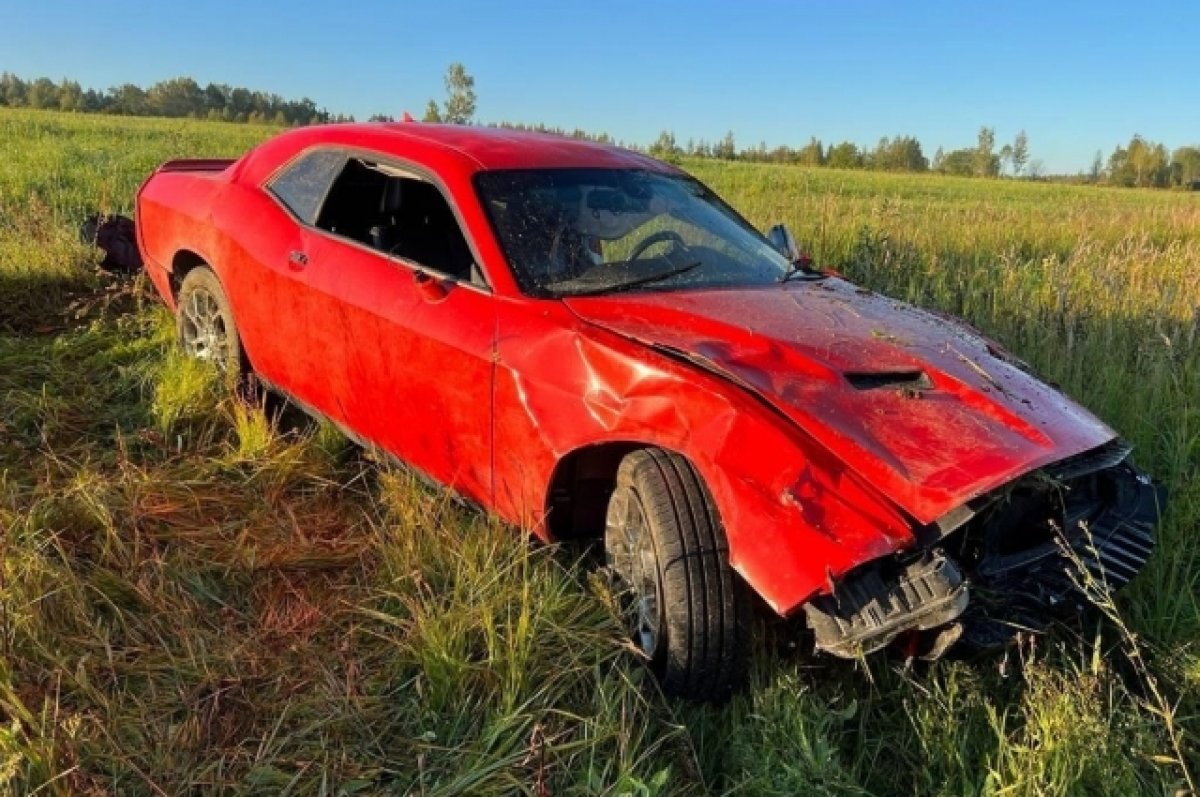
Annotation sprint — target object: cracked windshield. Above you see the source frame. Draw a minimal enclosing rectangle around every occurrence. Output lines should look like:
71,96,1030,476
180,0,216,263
476,168,792,296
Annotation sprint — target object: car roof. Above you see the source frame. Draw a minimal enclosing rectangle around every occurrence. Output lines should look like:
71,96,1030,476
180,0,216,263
276,122,677,173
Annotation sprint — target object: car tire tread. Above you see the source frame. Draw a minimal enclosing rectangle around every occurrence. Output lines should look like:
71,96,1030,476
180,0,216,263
614,448,750,699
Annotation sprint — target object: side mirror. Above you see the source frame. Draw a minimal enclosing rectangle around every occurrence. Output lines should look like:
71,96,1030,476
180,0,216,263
767,224,801,262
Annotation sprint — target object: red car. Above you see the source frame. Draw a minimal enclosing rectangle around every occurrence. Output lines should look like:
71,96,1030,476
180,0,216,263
137,123,1161,698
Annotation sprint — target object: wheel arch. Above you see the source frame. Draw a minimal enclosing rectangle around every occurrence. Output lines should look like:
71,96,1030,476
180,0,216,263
544,440,651,541
169,249,211,299
544,439,745,550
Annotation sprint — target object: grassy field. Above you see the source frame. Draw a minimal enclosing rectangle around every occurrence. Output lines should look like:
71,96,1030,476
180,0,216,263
1,108,1197,795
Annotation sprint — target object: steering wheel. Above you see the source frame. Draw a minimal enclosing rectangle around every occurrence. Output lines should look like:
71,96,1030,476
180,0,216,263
627,229,687,262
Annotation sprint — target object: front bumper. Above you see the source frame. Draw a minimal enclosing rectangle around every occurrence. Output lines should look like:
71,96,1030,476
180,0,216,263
804,441,1163,659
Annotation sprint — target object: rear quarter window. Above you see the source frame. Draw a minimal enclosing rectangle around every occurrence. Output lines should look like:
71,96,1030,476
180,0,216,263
267,149,346,224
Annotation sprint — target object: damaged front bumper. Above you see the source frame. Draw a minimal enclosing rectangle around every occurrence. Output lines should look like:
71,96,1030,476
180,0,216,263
804,440,1163,659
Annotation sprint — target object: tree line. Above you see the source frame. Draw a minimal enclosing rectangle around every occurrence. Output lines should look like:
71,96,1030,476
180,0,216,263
652,130,938,173
650,127,1035,177
1092,136,1200,189
0,73,346,126
648,126,1200,188
4,67,1197,189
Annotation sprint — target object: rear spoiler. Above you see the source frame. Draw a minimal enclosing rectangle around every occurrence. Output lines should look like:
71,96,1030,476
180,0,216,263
155,158,236,174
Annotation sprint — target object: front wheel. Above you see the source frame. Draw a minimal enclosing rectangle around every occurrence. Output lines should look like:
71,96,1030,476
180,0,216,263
605,449,751,699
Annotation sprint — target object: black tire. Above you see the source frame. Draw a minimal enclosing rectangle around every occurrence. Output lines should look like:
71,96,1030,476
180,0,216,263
176,266,245,386
605,448,751,699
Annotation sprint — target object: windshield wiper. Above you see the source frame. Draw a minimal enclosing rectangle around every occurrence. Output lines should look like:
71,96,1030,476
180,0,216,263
779,255,826,283
556,261,703,297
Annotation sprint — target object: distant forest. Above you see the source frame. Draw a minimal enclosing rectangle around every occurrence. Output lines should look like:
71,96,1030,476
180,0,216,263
0,73,347,126
3,70,1198,189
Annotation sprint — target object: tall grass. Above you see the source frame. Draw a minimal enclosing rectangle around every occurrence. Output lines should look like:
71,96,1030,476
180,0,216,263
1,108,1197,794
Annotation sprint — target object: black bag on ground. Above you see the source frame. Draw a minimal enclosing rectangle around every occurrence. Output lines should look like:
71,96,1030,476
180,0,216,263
80,213,142,273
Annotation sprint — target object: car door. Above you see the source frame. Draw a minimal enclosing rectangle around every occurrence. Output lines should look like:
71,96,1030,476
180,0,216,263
302,156,496,506
215,147,355,424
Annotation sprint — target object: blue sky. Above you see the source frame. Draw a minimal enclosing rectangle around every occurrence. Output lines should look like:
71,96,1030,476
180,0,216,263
3,0,1198,173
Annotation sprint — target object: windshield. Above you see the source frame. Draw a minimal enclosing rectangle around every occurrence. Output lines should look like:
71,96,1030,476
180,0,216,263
474,168,792,297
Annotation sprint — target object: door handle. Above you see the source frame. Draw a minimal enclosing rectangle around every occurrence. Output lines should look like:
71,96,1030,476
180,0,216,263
414,269,449,302
287,250,309,269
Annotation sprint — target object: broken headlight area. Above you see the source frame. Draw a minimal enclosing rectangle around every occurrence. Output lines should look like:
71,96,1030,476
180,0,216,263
804,441,1164,660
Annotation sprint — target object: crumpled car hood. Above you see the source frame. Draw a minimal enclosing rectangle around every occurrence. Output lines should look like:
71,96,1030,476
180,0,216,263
565,278,1116,525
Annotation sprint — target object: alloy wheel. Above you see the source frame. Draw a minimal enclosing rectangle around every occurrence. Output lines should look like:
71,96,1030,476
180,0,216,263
179,286,230,369
607,493,664,659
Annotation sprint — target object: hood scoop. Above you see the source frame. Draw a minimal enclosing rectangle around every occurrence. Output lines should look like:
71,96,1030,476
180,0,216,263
844,370,932,392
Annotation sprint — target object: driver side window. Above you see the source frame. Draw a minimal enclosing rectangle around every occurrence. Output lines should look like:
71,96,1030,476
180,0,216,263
314,157,480,285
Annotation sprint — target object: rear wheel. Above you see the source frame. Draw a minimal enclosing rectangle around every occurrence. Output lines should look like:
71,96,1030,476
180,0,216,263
177,266,245,386
604,448,751,699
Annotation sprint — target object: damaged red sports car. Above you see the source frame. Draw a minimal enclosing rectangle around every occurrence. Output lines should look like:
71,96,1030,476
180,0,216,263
136,123,1162,698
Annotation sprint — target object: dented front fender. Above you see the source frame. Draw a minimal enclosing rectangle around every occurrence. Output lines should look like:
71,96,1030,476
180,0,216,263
490,296,915,615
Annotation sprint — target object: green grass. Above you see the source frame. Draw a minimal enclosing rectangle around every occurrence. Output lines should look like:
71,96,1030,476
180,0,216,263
1,107,1197,795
